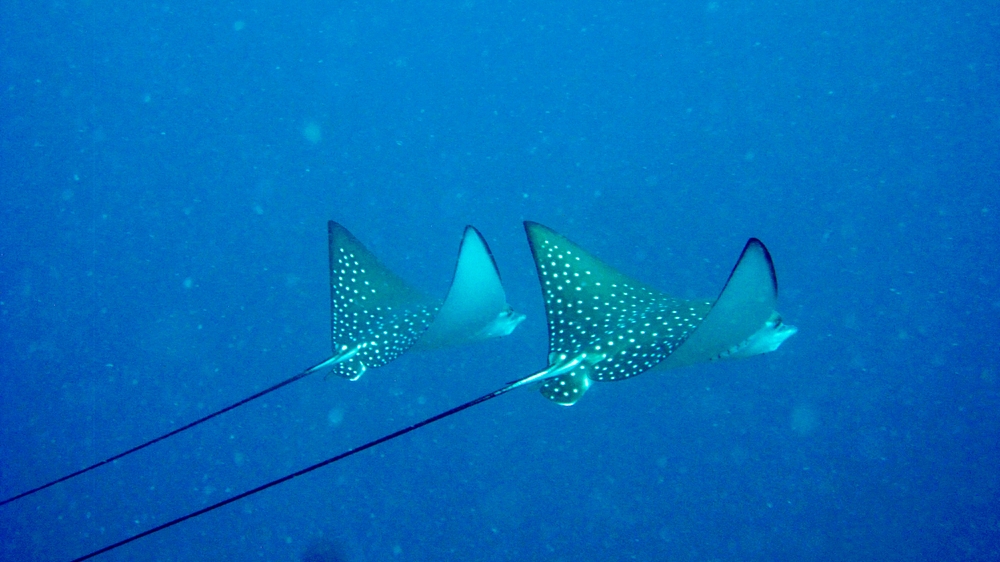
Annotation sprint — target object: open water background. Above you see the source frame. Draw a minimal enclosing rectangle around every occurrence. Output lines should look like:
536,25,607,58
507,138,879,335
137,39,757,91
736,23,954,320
1,1,998,560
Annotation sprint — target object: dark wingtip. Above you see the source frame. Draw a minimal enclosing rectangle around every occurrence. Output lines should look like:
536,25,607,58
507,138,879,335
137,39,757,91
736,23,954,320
522,221,551,263
328,221,352,242
459,225,503,280
743,238,778,298
523,221,558,244
523,221,551,238
328,221,365,253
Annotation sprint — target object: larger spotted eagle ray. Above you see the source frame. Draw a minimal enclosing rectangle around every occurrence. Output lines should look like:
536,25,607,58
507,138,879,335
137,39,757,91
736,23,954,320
0,221,523,508
70,221,795,561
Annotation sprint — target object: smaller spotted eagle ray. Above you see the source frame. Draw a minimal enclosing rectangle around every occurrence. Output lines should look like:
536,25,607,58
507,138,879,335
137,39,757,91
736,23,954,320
314,221,524,381
1,222,522,508
69,221,795,561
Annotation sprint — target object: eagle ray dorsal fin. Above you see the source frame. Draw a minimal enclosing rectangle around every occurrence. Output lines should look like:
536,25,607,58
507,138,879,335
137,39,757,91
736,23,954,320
413,226,525,349
523,222,710,403
327,221,439,379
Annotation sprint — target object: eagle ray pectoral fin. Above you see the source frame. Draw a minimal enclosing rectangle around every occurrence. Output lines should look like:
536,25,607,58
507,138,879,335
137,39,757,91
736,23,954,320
327,221,439,376
658,238,783,369
414,226,523,349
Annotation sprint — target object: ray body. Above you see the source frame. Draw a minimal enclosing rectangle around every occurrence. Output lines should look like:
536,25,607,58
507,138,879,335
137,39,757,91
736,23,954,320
67,221,794,560
508,223,796,404
322,221,524,378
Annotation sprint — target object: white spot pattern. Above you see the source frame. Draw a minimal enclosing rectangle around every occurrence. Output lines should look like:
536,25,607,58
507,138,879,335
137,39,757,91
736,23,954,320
327,223,438,379
526,223,711,403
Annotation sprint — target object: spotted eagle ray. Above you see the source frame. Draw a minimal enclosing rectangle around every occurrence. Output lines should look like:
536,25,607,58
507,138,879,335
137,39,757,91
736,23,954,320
69,221,795,561
311,221,524,380
523,222,797,404
0,221,523,508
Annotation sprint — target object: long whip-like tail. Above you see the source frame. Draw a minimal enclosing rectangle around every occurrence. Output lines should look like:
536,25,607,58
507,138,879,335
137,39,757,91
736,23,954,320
0,359,335,507
67,376,529,561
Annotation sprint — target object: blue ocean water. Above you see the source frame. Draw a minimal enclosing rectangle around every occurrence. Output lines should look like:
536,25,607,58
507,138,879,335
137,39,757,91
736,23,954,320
1,1,997,560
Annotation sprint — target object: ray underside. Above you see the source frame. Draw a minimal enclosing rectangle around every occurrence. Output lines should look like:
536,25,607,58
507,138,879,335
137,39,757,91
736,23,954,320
655,238,778,370
412,226,514,349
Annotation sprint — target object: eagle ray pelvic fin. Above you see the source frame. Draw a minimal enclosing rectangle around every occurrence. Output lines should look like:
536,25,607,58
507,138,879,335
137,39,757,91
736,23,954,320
539,368,593,406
